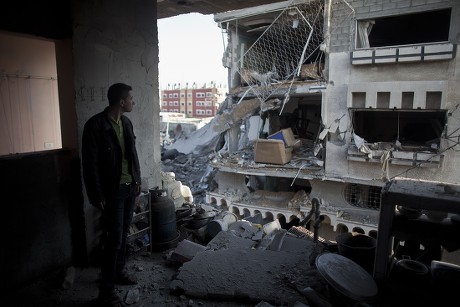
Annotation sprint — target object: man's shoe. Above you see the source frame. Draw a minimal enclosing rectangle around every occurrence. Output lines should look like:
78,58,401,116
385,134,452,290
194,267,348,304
97,290,125,307
115,270,138,285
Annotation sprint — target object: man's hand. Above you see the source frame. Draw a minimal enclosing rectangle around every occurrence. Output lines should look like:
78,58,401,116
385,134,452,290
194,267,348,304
92,201,105,210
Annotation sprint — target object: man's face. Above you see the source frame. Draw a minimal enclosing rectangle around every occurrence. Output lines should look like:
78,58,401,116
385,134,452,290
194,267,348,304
121,90,135,112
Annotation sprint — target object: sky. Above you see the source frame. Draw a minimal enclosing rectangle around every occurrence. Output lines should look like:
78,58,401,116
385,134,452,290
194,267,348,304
157,13,228,90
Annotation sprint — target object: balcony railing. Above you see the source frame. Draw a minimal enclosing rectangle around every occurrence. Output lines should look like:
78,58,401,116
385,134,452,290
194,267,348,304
347,143,443,168
351,43,456,65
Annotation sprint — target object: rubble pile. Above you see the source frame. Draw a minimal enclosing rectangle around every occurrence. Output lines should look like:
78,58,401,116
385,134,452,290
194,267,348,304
167,215,332,306
161,149,217,206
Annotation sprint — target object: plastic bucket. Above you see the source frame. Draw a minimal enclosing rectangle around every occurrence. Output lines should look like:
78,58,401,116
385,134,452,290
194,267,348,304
336,232,376,274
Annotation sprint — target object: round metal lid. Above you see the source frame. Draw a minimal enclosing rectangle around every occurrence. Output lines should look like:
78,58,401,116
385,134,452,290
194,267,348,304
316,253,378,302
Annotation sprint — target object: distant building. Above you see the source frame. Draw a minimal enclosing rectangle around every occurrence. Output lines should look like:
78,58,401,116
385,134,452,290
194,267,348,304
159,111,212,145
160,82,227,118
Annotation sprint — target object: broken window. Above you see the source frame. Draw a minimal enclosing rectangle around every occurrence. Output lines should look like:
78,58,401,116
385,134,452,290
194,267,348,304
293,100,322,141
344,184,381,210
352,109,446,151
223,1,325,101
356,9,451,49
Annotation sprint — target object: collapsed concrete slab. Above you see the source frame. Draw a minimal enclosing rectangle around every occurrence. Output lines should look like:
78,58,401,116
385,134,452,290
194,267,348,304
169,239,207,264
170,231,326,306
166,98,261,155
206,227,257,251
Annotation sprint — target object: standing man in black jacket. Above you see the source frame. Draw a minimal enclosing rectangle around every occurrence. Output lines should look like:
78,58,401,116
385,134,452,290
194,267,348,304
82,83,141,307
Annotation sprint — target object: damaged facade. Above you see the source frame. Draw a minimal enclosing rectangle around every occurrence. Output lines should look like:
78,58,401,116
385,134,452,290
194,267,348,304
167,0,460,243
3,0,459,302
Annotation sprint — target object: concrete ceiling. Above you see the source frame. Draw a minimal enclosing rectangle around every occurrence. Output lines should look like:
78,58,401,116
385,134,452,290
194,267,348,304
157,0,282,19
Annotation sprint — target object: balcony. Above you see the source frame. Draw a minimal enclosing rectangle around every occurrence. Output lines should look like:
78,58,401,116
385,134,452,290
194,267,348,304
351,43,456,65
347,142,443,168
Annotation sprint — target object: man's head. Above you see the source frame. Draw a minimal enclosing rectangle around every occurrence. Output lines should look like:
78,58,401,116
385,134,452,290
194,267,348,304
107,83,134,111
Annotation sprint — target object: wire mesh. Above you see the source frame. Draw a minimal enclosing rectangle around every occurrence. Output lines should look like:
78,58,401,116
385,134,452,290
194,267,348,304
236,0,325,103
344,183,381,210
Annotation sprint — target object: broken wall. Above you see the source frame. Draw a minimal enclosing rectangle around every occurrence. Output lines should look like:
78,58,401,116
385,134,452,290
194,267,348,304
72,0,161,255
216,171,251,200
324,0,460,184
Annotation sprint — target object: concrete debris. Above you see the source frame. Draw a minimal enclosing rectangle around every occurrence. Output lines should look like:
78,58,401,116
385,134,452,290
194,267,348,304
61,266,76,290
162,153,217,205
124,288,140,305
298,287,334,307
169,239,207,264
228,220,263,240
262,219,282,235
167,220,332,306
290,189,312,209
164,97,260,155
169,247,323,306
263,229,287,251
161,171,194,207
206,229,256,251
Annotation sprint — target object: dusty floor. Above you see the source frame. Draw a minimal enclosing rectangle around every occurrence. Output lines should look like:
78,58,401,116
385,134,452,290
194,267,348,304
7,249,257,307
7,233,457,307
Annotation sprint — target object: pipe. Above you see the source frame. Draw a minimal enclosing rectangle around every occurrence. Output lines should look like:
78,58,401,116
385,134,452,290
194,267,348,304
299,197,320,227
313,215,325,242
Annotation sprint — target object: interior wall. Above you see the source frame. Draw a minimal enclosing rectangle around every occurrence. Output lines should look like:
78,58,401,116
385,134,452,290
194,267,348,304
55,38,79,152
0,150,82,293
0,0,87,294
71,0,161,255
0,0,163,292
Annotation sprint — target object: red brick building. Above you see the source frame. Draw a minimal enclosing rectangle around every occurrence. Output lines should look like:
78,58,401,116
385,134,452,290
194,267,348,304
161,83,227,118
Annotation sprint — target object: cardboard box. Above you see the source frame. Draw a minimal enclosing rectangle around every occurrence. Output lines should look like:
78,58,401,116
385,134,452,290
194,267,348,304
267,128,300,148
254,139,292,165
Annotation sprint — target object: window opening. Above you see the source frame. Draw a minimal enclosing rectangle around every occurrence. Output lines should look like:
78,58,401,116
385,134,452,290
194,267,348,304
352,110,446,150
401,92,414,109
344,184,381,210
426,92,442,109
376,92,390,108
356,9,451,48
0,32,62,156
352,92,366,108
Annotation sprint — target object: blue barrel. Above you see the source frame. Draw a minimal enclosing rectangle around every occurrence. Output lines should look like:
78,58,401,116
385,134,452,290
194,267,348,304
149,188,178,251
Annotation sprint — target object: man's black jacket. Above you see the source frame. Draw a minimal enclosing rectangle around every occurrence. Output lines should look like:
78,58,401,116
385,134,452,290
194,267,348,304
82,107,141,205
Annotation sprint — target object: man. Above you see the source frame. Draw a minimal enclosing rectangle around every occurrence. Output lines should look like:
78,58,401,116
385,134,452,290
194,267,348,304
82,83,141,306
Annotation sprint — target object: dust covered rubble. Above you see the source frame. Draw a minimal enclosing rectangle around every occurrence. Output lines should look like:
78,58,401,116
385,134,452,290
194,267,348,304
167,217,332,307
161,150,218,206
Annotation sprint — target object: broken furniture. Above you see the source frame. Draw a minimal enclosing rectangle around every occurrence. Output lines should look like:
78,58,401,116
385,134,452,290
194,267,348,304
267,128,300,149
373,178,460,304
254,139,292,165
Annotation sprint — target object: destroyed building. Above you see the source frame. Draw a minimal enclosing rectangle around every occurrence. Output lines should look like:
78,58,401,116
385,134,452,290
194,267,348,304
1,0,296,296
166,0,460,250
2,0,460,305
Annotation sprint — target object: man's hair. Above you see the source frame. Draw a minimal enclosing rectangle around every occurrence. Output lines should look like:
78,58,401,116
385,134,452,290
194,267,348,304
107,83,132,106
